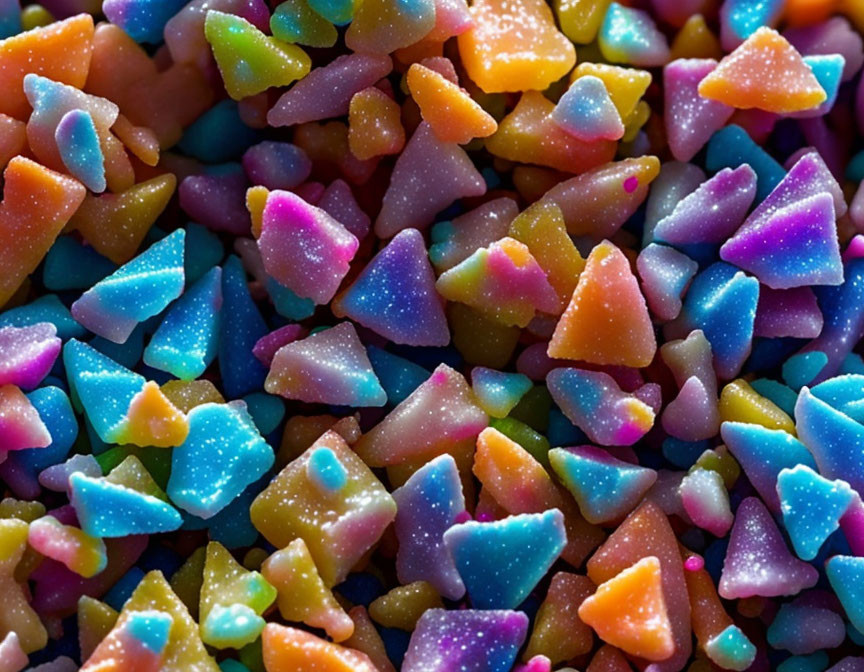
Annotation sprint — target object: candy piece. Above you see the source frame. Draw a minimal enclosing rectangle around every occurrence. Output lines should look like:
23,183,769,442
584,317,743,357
720,0,784,50
369,581,444,630
205,10,310,101
69,472,182,538
548,241,656,367
524,572,594,664
333,228,449,347
572,62,652,123
110,379,188,448
344,606,396,672
508,201,585,312
698,27,826,113
791,54,846,118
71,229,185,344
262,624,377,672
486,91,617,174
80,609,173,672
0,518,47,653
407,63,497,144
54,109,105,192
767,599,846,656
678,468,733,537
550,446,656,524
270,0,338,47
599,2,670,67
436,237,560,328
637,244,698,322
392,454,467,600
755,286,824,339
0,157,86,307
262,537,352,641
430,198,518,273
776,464,856,560
719,378,795,432
785,16,863,81
376,123,485,238
719,497,818,599
704,625,758,671
318,179,370,240
252,325,305,368
179,166,251,236
555,0,610,43
102,0,188,43
117,571,219,671
457,0,574,93
0,323,61,390
40,454,102,493
348,87,405,161
471,368,532,418
552,75,624,142
0,384,49,455
825,556,864,634
346,0,434,54
404,609,528,672
168,402,273,519
258,189,357,305
706,125,785,202
242,141,311,191
443,509,566,609
0,632,29,672
579,556,674,661
252,430,396,585
28,515,106,578
268,53,392,127
654,165,757,245
265,322,386,406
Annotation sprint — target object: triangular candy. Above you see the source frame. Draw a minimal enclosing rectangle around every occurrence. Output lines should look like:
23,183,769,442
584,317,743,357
429,197,519,272
598,3,670,67
636,243,698,322
0,322,61,390
0,384,51,453
204,10,310,100
112,381,190,448
333,228,449,346
262,624,377,672
826,556,864,634
0,519,47,654
549,446,656,524
103,0,189,44
28,514,107,578
443,509,566,609
80,609,173,672
77,596,119,661
71,229,186,344
698,27,826,113
578,556,674,661
436,237,560,328
346,0,435,54
104,455,168,501
548,240,656,367
55,109,105,193
777,464,856,560
719,497,818,599
524,572,595,664
552,75,624,142
375,123,486,238
721,192,842,289
265,322,386,406
678,467,733,537
471,367,532,418
587,645,633,672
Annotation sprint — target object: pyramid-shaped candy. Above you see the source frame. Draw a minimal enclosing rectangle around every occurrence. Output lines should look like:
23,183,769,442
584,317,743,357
471,367,533,418
598,3,670,67
0,384,51,455
80,609,173,672
553,75,624,142
55,109,105,192
112,381,190,448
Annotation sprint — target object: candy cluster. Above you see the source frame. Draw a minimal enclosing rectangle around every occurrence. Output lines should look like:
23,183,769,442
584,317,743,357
2,0,864,671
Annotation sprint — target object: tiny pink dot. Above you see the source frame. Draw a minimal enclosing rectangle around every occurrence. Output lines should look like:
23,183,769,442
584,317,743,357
475,512,493,522
453,511,472,524
684,556,704,572
623,176,639,193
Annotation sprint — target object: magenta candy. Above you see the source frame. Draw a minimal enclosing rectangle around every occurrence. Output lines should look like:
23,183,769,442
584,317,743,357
0,323,61,390
754,287,824,339
180,169,251,235
318,179,371,240
252,324,307,367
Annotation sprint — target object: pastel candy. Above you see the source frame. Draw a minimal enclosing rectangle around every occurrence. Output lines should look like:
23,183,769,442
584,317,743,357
345,0,435,54
54,109,105,192
102,0,188,43
706,125,785,201
637,244,698,322
179,167,250,236
269,0,338,48
550,446,657,524
825,556,864,634
0,632,28,672
548,240,656,367
457,0,575,93
375,123,486,238
471,367,533,418
251,430,396,585
262,624,377,672
0,384,51,455
777,464,856,560
599,2,670,67
578,556,675,661
77,596,120,662
571,62,652,125
71,229,185,345
0,323,61,390
252,324,305,367
0,518,47,654
755,286,824,339
257,189,358,305
343,606,395,672
348,87,405,161
367,346,429,405
720,0,784,50
112,380,190,448
39,454,101,493
403,609,529,672
333,228,450,347
705,625,756,672
242,141,311,191
392,455,467,600
524,572,595,664
80,609,173,672
204,10,310,101
791,54,846,118
443,509,566,609
785,16,863,81
319,179,371,240
719,497,818,599
547,368,655,446
168,402,274,519
678,468,733,537
552,75,624,142
27,515,107,578
698,27,826,113
429,197,519,270
767,599,846,655
663,59,734,161
436,237,560,328
264,322,387,406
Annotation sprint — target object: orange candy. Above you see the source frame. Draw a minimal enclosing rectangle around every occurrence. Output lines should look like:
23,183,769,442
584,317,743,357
406,63,497,144
0,114,26,172
548,240,657,367
0,157,86,308
698,27,826,114
578,556,675,662
262,624,378,672
113,381,190,448
348,87,405,161
458,0,575,93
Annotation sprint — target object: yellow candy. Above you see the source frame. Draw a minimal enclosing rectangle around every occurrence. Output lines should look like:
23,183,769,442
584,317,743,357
368,581,444,631
246,185,270,239
693,446,741,489
524,572,595,664
555,0,611,44
115,381,189,448
622,100,651,143
262,538,354,642
448,303,521,369
348,87,405,161
0,519,47,654
571,63,652,124
718,379,796,434
670,14,723,60
0,498,46,522
160,379,225,414
77,596,119,661
104,455,169,500
21,5,54,30
169,546,206,619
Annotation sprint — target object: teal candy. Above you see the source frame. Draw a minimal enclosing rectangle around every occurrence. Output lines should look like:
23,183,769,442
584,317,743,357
241,392,285,435
809,374,864,423
0,0,20,39
776,465,855,561
62,339,145,444
782,352,829,391
705,624,757,672
721,0,783,46
92,324,147,371
826,555,864,634
471,367,533,418
202,604,265,649
43,236,117,291
167,402,274,520
220,256,268,399
442,509,566,609
9,386,78,474
71,229,186,345
0,295,86,340
801,55,845,114
840,353,864,375
266,276,316,320
69,472,183,538
750,378,798,415
125,610,173,653
767,600,846,655
102,0,188,44
182,475,265,549
706,126,786,201
777,653,830,672
179,100,262,163
144,267,223,380
308,0,354,25
55,108,106,193
220,661,252,672
185,222,225,284
846,151,864,182
367,346,429,405
306,446,348,492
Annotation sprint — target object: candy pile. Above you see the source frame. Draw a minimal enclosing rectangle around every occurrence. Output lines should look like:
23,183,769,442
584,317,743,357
4,0,864,670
